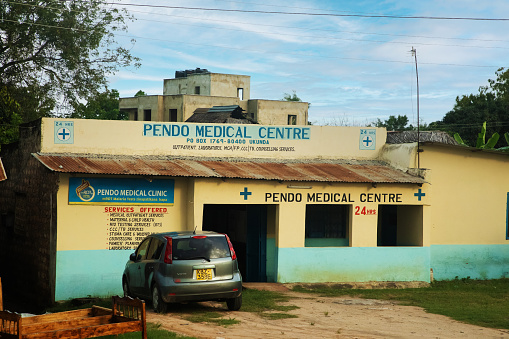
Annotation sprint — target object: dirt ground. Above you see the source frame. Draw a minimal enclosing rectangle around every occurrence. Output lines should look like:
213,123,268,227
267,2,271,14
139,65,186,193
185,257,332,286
148,283,509,339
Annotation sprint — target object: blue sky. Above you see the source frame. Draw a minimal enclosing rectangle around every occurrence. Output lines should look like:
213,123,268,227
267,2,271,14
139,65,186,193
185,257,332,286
108,0,509,126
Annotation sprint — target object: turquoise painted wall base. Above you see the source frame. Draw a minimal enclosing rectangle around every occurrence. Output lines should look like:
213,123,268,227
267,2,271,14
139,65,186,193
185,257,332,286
56,250,130,301
430,244,509,280
277,247,431,283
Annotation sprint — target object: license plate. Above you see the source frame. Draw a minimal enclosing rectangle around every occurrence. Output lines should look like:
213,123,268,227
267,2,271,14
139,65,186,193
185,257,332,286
196,269,213,280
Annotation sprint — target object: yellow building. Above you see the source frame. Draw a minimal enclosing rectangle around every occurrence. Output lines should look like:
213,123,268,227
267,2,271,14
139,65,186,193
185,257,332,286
119,69,309,125
0,118,508,308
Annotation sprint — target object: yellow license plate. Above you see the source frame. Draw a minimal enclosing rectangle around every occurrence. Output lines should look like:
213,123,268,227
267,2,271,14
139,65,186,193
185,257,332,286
196,269,213,280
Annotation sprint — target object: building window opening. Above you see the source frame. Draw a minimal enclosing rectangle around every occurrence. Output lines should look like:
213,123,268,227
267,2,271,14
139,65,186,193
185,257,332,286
143,109,151,121
377,205,423,246
195,86,200,95
170,109,178,122
133,111,138,121
288,115,297,125
305,204,349,247
237,88,244,100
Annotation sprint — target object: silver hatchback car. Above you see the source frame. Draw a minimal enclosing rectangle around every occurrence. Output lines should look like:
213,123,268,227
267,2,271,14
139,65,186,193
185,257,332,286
122,231,243,312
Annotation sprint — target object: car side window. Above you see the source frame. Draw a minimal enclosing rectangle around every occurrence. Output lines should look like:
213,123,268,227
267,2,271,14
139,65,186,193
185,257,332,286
147,238,164,260
136,238,152,260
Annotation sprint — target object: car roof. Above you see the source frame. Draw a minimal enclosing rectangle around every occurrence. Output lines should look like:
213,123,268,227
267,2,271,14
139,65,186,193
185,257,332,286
150,231,225,240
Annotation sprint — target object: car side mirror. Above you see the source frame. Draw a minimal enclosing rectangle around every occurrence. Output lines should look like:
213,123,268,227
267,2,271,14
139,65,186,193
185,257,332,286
129,253,137,261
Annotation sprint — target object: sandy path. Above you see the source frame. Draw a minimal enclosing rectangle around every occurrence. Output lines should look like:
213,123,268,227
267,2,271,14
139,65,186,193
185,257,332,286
147,288,509,339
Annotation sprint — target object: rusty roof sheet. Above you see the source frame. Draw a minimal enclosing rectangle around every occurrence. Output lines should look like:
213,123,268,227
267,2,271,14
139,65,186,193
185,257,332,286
0,158,6,181
32,153,425,184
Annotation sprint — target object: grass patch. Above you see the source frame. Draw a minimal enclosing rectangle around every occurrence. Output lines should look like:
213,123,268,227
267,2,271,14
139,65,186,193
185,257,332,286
99,323,195,339
242,289,299,313
293,278,509,329
183,311,240,327
261,312,299,320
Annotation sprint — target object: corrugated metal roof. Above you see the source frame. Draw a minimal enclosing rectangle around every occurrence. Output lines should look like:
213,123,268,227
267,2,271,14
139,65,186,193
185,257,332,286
32,153,425,184
0,158,6,181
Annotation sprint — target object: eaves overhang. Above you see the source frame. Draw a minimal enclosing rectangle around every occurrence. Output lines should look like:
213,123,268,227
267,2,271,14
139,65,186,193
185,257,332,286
32,153,426,185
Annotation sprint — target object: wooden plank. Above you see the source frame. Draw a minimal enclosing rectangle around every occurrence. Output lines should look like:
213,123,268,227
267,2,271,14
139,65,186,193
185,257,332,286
21,309,92,325
0,310,21,322
90,306,111,317
24,320,142,339
112,296,144,309
21,315,112,335
0,310,21,339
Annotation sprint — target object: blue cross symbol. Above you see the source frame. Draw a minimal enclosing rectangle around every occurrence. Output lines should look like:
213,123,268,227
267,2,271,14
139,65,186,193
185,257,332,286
414,188,425,201
57,128,71,141
363,136,373,147
240,187,252,200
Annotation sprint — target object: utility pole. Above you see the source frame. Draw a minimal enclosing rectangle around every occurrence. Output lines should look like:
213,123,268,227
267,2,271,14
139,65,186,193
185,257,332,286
411,47,420,169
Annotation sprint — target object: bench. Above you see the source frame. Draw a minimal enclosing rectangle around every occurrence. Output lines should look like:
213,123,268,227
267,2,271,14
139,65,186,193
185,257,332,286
0,296,147,339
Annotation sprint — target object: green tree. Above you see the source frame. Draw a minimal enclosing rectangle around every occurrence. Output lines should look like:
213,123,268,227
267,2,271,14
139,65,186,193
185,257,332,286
374,115,414,131
283,90,310,107
71,88,127,120
0,0,140,122
430,68,509,146
134,90,147,97
0,86,23,147
283,90,302,102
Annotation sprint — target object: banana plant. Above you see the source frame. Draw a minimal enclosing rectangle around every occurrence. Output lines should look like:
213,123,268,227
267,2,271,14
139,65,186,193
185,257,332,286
454,122,500,149
497,132,509,152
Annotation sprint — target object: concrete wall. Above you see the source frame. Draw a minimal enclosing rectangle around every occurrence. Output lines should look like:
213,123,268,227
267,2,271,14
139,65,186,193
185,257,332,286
192,179,430,284
0,119,58,311
249,100,309,126
180,95,241,121
163,73,250,100
119,95,164,121
55,174,191,300
382,142,509,280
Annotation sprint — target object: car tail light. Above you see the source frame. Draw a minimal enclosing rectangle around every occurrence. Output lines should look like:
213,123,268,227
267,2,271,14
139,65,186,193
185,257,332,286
224,234,237,260
163,236,172,264
192,235,207,239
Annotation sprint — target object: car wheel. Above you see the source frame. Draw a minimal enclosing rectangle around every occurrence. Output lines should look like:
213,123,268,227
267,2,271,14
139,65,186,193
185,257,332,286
152,284,167,313
226,294,242,311
122,278,131,297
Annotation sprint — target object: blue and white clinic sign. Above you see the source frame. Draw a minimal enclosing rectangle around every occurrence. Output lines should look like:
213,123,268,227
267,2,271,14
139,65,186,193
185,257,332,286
69,177,174,205
359,129,376,150
142,123,311,140
54,120,74,144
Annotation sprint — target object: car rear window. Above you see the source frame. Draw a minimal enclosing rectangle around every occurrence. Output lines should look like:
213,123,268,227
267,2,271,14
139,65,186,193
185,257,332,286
173,236,231,260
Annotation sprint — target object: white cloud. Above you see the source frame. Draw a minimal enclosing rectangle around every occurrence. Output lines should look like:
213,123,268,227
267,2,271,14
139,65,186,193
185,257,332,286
110,0,509,125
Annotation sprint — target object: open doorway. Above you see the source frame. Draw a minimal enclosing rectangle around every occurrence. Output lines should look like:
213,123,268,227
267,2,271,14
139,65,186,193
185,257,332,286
202,204,268,282
377,205,423,246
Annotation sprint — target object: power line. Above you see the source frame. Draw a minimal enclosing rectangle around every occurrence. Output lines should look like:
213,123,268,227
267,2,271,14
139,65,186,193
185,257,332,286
9,1,509,44
6,1,509,51
125,15,509,50
2,17,506,68
127,10,509,44
103,2,509,21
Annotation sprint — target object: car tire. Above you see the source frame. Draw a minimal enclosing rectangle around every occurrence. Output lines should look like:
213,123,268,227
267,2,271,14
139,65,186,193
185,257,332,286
152,284,167,313
226,294,242,311
122,278,131,297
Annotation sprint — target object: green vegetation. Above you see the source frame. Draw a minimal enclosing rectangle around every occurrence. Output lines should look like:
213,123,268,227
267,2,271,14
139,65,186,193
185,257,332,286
183,311,239,327
1,0,140,143
241,288,299,320
99,323,194,339
293,278,509,329
430,68,509,146
176,289,299,323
